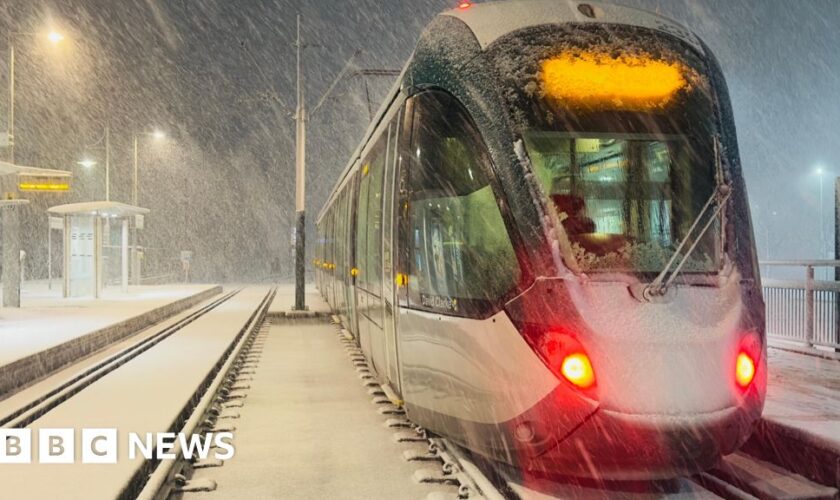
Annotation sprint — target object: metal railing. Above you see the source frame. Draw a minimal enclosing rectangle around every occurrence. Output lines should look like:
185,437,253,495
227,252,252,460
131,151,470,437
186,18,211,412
761,260,840,349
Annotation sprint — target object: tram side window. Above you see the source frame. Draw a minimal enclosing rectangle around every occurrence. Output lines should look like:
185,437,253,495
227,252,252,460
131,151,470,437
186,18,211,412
408,91,520,317
356,137,387,296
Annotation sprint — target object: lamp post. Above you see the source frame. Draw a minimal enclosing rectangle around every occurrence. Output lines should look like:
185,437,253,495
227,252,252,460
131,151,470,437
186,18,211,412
7,30,65,163
132,129,165,206
817,167,825,262
130,129,165,286
78,125,111,200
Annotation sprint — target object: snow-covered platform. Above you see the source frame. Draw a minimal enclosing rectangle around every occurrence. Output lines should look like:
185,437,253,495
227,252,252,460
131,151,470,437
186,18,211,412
266,283,331,317
0,281,221,397
744,344,840,487
186,315,452,499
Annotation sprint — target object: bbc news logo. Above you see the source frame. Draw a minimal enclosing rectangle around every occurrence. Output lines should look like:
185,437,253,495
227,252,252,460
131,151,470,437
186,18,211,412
0,429,235,464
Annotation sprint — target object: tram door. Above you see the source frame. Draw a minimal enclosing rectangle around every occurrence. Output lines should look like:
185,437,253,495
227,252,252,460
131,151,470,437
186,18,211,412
380,109,405,393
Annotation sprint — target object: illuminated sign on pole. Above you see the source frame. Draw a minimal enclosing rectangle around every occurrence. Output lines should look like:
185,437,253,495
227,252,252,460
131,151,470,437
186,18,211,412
17,173,71,192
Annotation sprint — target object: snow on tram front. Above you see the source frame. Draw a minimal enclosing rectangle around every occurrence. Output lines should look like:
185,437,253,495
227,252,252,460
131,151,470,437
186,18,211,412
315,0,765,482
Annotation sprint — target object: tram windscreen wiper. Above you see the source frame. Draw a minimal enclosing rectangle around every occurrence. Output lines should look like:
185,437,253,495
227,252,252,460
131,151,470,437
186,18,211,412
644,138,731,299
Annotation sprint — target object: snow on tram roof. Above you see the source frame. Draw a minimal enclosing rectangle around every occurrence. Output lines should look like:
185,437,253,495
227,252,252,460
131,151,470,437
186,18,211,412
442,0,703,53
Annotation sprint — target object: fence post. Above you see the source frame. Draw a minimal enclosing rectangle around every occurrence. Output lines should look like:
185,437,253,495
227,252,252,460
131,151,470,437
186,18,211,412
806,265,815,347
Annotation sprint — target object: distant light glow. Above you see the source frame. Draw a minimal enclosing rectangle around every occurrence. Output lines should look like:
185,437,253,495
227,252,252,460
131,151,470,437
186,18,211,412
152,130,166,140
735,352,756,388
540,52,690,111
560,352,595,389
47,31,65,44
458,1,472,9
78,159,96,168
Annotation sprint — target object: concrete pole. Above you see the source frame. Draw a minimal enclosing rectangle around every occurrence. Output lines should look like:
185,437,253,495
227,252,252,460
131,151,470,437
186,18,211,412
105,125,110,201
94,217,102,299
63,217,70,298
2,206,21,307
8,38,14,164
293,14,307,310
835,178,840,349
133,134,138,206
131,134,139,285
121,218,128,293
820,173,824,261
48,223,51,290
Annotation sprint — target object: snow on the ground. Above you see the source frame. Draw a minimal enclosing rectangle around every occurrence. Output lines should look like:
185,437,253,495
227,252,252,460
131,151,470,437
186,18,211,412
187,317,446,499
268,283,331,314
0,280,217,368
0,287,270,500
764,346,840,449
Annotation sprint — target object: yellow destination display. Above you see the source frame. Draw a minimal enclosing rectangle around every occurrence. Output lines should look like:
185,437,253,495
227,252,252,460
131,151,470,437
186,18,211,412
540,52,691,111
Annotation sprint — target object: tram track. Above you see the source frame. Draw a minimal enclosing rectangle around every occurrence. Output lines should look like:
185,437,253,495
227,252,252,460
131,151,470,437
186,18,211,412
132,286,276,500
0,288,243,430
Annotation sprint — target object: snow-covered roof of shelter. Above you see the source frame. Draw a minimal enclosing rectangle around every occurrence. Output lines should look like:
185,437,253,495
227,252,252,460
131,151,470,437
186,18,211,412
442,0,703,52
0,160,72,177
48,201,150,217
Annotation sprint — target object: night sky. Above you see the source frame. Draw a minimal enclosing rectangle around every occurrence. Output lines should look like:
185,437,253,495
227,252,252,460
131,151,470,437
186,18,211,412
0,0,837,280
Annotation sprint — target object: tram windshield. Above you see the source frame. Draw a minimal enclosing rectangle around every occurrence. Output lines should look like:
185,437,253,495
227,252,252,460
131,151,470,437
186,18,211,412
491,25,723,277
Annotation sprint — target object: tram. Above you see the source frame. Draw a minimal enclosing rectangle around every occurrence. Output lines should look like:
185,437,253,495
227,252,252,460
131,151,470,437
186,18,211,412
315,0,764,480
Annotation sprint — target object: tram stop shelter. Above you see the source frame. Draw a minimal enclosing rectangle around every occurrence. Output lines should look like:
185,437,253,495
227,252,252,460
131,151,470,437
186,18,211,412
48,201,149,298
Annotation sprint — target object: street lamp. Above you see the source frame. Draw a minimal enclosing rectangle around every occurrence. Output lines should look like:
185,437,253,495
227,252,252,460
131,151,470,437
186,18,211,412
132,129,166,206
816,166,825,260
129,128,167,286
76,124,112,200
47,31,65,44
6,30,67,163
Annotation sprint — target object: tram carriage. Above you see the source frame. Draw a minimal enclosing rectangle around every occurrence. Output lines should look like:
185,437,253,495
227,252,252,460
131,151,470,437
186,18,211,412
314,0,765,480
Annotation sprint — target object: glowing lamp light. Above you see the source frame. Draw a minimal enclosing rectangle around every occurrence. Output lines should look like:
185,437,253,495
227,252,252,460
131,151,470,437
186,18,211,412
735,352,756,388
560,352,595,389
540,52,690,111
47,31,65,44
458,1,472,9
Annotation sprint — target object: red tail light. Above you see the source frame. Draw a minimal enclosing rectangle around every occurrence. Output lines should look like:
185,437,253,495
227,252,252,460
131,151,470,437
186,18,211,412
458,1,472,9
561,352,595,389
735,351,756,388
531,329,597,393
735,332,761,390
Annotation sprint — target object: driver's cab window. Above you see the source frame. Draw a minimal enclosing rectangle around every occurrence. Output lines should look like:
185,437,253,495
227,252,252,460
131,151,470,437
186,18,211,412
407,91,520,317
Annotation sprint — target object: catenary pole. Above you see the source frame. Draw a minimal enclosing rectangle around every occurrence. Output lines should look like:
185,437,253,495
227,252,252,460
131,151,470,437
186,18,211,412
293,14,307,310
8,37,14,163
